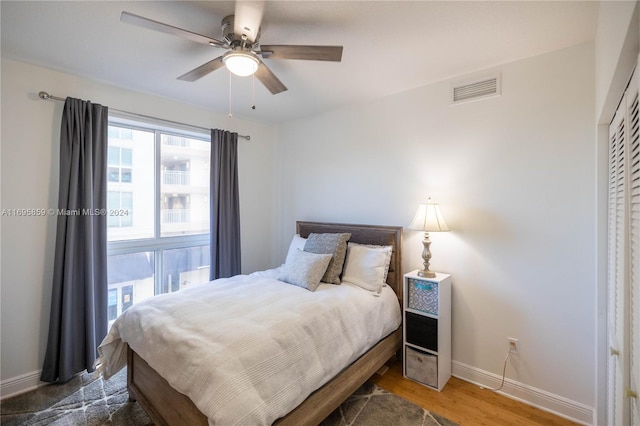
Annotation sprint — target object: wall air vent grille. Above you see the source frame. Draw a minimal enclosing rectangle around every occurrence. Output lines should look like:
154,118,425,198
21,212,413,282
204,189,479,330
452,73,501,104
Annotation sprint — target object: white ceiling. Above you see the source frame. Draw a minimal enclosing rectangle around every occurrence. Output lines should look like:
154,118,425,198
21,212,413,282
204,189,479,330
1,1,598,123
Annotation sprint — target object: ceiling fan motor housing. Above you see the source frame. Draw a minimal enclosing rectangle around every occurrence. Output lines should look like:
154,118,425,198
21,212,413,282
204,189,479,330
221,15,258,49
221,15,235,44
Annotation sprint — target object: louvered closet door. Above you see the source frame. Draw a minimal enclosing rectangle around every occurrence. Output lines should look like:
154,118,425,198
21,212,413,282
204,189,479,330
607,66,640,426
608,90,630,426
629,71,640,426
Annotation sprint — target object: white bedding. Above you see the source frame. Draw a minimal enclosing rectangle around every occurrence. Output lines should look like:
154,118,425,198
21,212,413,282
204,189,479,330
96,267,401,426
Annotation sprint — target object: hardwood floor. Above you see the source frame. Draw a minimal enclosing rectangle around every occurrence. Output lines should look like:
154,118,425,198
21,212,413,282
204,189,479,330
370,360,579,426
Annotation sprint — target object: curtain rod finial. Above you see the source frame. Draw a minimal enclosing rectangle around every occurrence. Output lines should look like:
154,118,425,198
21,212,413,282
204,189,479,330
39,91,50,100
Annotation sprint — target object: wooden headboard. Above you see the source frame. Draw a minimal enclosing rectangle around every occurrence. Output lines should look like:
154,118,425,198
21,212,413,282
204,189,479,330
296,221,403,304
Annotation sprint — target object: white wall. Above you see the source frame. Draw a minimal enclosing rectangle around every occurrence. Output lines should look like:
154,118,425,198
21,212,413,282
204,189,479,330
274,43,596,422
0,59,277,390
595,1,639,123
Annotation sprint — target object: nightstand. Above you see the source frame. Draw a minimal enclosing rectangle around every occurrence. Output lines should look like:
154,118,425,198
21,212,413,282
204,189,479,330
402,270,451,391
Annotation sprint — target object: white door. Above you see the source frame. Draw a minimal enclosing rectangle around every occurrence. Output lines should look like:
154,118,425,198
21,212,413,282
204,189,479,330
607,66,640,426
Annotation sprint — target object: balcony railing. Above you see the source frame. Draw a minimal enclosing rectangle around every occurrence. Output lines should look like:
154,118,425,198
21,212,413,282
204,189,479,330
163,170,190,185
161,209,190,224
162,135,190,147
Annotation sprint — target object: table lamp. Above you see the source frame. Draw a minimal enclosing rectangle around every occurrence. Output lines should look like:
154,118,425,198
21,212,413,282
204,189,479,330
409,197,449,278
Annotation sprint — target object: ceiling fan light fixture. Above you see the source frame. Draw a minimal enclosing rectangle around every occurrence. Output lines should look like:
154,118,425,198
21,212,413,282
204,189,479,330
223,51,259,77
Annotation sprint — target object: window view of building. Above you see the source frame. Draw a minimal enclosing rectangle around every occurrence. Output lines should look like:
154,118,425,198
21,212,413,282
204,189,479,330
159,134,210,237
106,118,211,327
107,126,154,241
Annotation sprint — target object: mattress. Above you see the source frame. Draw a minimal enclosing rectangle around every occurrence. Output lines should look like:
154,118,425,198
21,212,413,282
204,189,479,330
96,267,401,425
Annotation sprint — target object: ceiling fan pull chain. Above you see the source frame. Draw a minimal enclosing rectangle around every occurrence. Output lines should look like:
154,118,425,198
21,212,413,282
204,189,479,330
252,75,256,110
228,70,233,118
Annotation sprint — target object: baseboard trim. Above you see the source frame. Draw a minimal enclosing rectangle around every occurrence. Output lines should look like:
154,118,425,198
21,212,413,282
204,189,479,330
452,361,594,425
1,370,46,400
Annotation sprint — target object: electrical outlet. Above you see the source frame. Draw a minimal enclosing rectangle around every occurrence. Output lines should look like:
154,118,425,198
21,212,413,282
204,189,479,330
507,337,519,354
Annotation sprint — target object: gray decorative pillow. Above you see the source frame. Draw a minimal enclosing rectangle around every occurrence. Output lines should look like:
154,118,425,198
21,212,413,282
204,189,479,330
278,249,333,291
303,232,351,284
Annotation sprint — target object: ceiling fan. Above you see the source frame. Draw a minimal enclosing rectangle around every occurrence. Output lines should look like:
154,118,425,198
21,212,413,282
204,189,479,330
120,1,343,95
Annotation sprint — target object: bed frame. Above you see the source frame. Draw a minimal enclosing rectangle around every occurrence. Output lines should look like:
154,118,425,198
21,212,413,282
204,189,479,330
126,221,403,425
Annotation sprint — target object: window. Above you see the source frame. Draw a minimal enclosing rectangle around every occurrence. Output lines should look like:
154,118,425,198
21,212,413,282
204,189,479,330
107,251,154,323
107,191,133,227
106,115,211,327
108,147,132,183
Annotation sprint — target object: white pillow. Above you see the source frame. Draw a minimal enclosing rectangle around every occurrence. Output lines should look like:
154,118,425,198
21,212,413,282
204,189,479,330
284,234,307,265
278,249,333,292
341,243,393,293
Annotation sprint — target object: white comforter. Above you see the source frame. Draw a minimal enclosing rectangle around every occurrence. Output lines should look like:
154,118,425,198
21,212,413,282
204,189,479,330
97,268,401,426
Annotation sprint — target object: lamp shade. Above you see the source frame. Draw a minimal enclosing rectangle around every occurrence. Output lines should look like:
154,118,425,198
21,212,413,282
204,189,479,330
223,51,259,77
409,201,449,232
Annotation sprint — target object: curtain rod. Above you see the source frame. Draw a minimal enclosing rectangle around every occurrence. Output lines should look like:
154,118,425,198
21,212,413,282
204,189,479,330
38,91,251,141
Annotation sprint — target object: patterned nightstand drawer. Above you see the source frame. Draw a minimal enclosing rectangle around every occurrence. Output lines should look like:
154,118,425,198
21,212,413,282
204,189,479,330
407,278,438,315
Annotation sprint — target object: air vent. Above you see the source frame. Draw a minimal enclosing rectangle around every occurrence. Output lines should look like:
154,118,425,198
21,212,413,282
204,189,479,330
452,73,501,104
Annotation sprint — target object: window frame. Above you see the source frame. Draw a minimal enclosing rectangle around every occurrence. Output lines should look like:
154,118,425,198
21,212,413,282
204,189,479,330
106,112,210,304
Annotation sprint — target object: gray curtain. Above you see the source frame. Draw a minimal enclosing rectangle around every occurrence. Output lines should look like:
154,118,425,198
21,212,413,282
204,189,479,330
209,129,241,279
41,97,108,383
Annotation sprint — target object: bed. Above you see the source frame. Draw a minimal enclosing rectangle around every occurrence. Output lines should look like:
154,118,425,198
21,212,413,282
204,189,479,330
99,221,403,425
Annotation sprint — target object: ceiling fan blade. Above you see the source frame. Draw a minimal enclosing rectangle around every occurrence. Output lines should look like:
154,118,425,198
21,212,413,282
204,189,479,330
177,56,226,82
259,45,343,62
121,11,227,47
234,1,264,43
255,61,287,94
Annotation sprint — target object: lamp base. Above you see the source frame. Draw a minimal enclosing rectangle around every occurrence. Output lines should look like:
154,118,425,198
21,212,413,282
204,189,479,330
417,232,437,278
417,269,436,278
